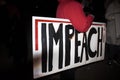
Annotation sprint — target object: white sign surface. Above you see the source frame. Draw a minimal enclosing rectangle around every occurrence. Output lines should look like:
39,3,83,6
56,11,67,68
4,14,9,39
32,16,106,79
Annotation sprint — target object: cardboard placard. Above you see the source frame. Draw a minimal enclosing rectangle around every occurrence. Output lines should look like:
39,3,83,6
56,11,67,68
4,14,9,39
32,16,106,79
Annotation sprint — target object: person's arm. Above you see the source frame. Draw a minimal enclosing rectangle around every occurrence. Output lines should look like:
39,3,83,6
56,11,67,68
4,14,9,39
56,1,94,32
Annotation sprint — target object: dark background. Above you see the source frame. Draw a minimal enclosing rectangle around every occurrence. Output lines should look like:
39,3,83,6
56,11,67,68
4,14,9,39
0,0,114,80
11,0,106,20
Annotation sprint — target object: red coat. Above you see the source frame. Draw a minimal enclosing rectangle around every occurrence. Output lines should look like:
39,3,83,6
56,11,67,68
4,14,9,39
56,0,94,32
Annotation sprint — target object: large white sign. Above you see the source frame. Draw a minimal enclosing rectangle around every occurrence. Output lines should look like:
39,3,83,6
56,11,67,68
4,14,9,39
32,16,106,79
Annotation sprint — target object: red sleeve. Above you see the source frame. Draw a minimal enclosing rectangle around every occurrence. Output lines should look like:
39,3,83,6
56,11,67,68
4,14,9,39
56,1,94,32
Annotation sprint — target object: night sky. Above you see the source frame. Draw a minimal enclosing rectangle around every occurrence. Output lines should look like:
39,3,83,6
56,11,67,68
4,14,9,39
10,0,106,22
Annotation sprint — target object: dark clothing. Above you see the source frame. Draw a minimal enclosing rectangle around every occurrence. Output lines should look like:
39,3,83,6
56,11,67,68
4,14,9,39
106,44,120,61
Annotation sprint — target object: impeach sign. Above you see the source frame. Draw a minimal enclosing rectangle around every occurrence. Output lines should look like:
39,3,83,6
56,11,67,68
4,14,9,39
32,16,106,79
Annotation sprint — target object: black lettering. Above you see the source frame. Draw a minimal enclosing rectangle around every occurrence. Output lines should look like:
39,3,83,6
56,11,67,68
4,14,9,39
65,25,74,66
88,28,97,58
80,33,89,62
41,23,47,72
97,27,103,57
75,30,81,63
49,23,63,70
